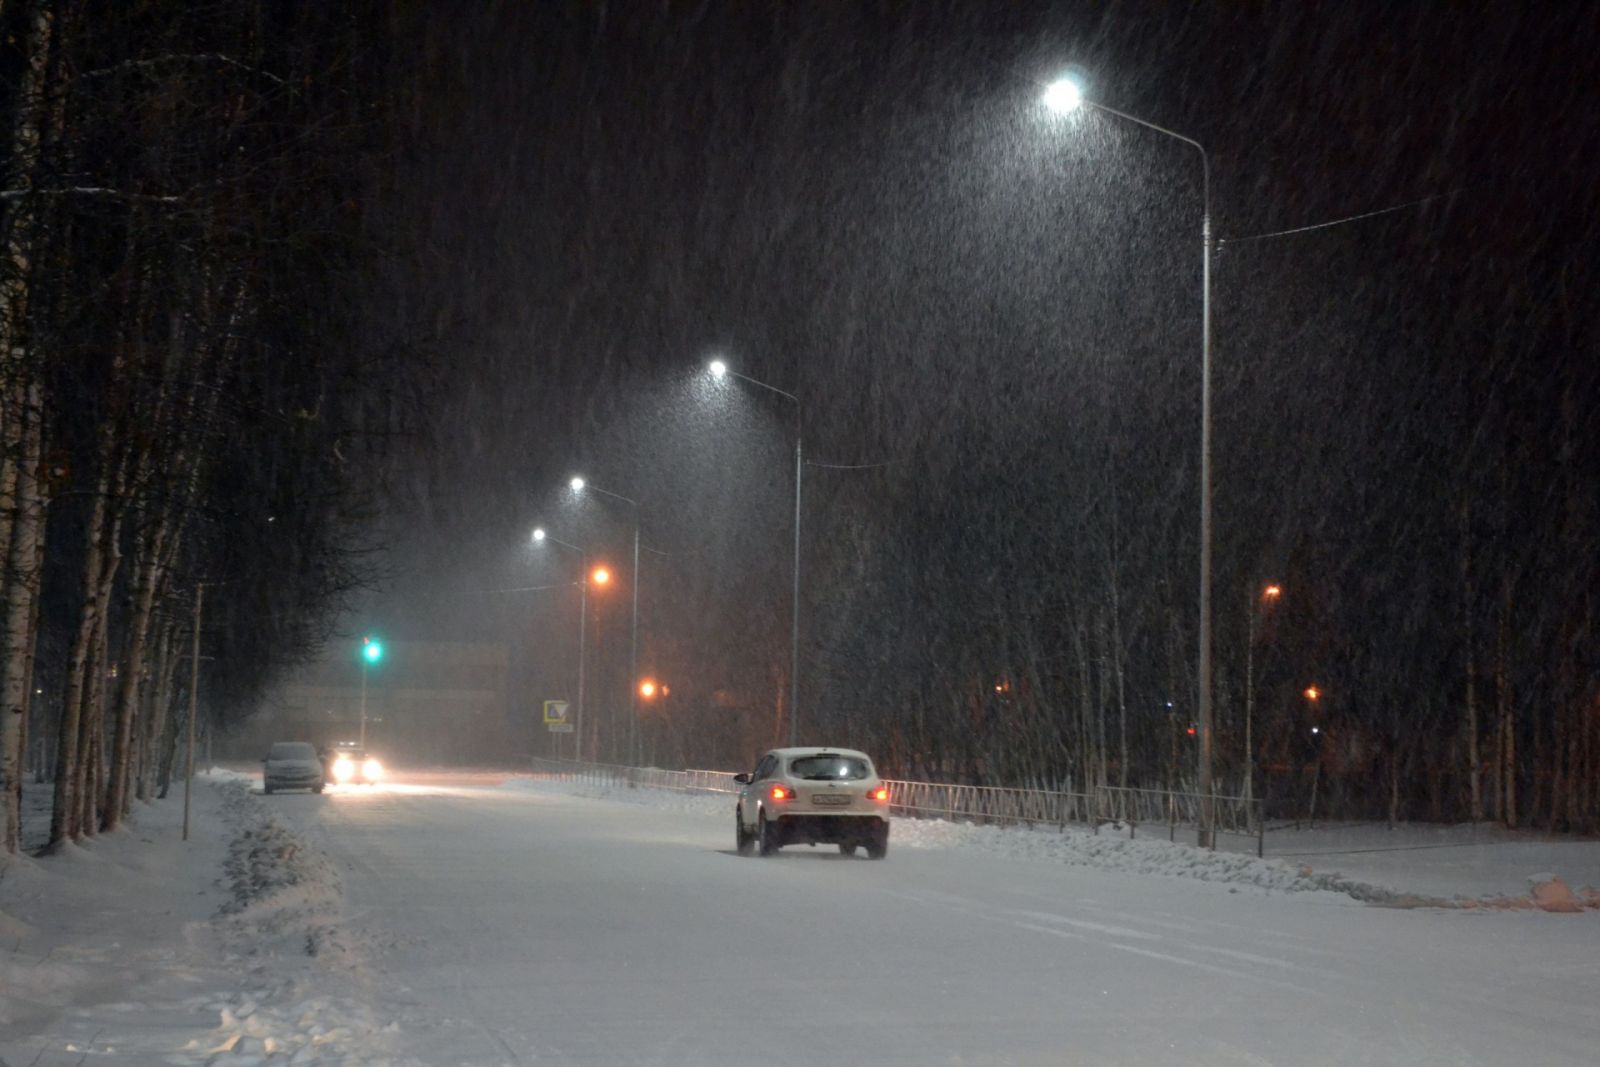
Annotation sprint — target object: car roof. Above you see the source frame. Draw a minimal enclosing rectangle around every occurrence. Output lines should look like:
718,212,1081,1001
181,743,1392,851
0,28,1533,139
765,746,873,761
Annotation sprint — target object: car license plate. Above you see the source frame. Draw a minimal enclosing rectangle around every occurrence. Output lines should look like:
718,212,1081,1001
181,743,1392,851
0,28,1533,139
812,793,851,806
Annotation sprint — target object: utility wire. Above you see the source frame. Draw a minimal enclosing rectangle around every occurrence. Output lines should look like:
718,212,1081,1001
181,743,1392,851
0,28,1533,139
807,460,897,470
1219,186,1473,247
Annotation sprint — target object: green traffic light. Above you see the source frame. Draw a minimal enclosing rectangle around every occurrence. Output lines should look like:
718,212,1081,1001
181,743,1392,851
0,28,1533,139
363,637,383,663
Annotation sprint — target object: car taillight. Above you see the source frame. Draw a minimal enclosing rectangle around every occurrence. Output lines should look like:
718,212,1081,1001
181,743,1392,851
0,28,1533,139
770,785,793,801
868,786,889,802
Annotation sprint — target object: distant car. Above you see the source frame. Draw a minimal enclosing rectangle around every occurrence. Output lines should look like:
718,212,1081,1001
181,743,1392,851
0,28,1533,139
734,747,890,859
262,741,325,794
326,742,384,785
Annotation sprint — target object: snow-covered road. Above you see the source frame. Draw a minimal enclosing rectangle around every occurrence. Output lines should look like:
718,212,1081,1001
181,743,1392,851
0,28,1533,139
5,774,1599,1065
268,777,1598,1065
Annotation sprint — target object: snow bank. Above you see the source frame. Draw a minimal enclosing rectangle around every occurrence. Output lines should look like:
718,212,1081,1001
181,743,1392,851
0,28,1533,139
176,779,406,1066
0,777,415,1066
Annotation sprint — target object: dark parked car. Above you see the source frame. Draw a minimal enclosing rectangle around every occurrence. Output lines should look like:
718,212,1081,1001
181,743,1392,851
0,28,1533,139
262,741,325,794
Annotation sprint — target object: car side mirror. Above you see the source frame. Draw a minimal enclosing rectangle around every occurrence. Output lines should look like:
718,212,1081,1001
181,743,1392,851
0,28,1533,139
732,773,751,785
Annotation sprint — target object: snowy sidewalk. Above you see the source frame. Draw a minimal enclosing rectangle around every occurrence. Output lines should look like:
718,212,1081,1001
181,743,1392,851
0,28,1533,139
0,774,412,1066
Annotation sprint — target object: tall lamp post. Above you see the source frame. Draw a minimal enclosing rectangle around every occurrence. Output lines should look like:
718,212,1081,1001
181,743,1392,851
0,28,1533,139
533,527,600,762
1244,583,1281,811
708,358,804,746
569,477,642,765
1044,75,1218,846
359,635,383,748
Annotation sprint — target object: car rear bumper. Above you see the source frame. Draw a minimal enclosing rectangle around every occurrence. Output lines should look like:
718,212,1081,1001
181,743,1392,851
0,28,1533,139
265,776,323,790
772,812,888,845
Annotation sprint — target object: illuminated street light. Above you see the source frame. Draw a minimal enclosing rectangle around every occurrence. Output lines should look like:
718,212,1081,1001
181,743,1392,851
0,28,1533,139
1245,581,1282,812
1042,76,1083,114
705,356,804,746
532,527,609,761
1305,686,1320,702
639,679,657,699
1042,70,1217,845
568,476,643,764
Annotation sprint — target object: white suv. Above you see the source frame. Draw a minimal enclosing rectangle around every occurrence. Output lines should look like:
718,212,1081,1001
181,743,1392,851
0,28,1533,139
734,747,890,859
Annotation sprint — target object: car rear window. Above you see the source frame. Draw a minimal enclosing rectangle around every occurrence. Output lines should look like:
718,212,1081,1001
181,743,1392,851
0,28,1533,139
789,756,872,781
269,742,317,760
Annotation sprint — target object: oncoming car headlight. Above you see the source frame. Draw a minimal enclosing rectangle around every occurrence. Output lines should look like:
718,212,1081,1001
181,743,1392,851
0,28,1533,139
332,755,355,783
362,757,384,782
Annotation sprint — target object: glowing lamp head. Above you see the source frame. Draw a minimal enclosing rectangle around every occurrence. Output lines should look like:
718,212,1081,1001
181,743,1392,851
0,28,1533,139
709,359,728,378
1305,686,1320,702
639,679,657,699
591,566,611,586
1043,76,1084,114
1264,584,1282,599
569,476,585,492
532,527,546,542
362,637,383,664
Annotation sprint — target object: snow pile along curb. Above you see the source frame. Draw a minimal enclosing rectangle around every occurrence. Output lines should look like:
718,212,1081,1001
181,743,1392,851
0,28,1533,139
181,780,405,1066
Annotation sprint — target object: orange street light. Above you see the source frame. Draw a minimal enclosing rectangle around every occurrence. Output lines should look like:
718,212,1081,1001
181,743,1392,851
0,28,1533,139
1263,584,1281,599
1304,685,1320,702
639,679,658,699
591,566,611,586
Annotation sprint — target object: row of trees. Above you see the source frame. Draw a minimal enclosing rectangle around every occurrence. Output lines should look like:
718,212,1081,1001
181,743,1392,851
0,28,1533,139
1,0,417,855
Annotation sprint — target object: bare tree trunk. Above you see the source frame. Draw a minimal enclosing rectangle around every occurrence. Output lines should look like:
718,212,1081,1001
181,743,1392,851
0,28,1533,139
1497,573,1516,828
0,0,57,856
74,615,111,838
1460,496,1482,821
1388,744,1400,829
1,381,45,852
138,619,179,802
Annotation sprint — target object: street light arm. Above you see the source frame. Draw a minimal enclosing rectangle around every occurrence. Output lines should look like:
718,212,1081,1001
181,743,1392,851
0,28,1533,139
541,532,587,556
1083,100,1210,216
585,482,640,510
723,367,800,409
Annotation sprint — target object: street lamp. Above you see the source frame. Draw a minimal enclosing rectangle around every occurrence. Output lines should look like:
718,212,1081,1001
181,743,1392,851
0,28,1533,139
706,357,804,746
532,526,602,762
359,635,383,748
569,477,642,764
1042,72,1218,846
1244,583,1282,809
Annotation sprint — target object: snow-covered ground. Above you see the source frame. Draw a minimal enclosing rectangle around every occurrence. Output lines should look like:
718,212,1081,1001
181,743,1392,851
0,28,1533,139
4,770,1599,1065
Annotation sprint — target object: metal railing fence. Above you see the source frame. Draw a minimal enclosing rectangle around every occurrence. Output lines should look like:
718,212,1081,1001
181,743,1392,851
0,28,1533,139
526,757,1264,856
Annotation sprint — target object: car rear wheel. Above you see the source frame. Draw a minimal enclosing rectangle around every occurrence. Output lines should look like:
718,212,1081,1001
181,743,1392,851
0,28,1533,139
837,843,857,857
758,811,780,856
736,809,755,855
865,825,889,860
